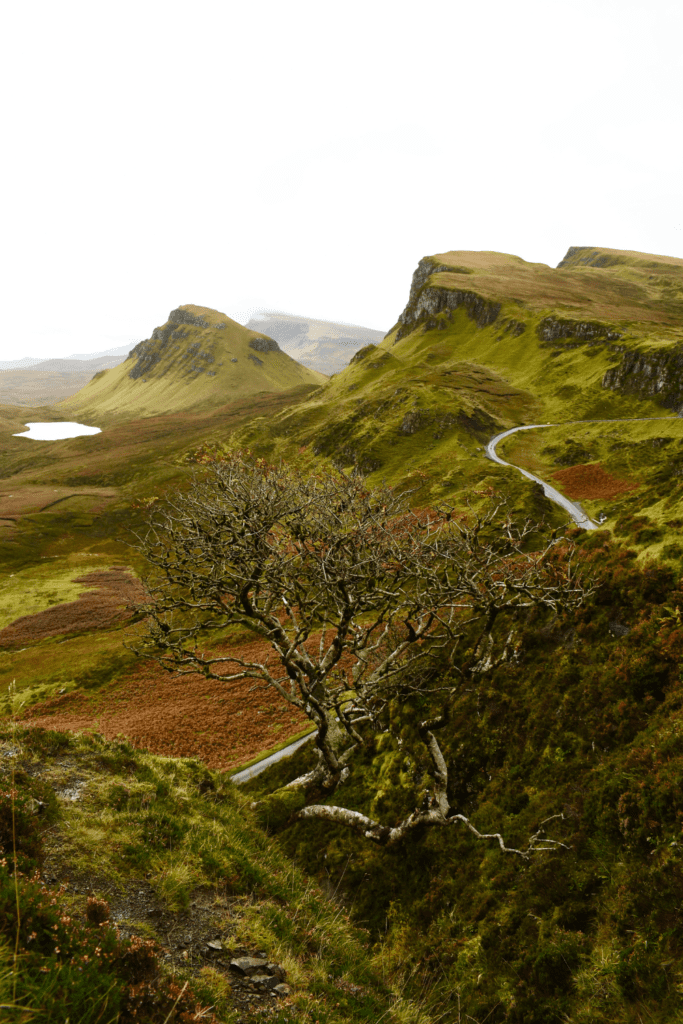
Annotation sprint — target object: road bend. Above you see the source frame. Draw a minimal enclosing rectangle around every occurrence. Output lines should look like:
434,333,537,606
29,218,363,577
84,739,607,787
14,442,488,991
485,416,681,531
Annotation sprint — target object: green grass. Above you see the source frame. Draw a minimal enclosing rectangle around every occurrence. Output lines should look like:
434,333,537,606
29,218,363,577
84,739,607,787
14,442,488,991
0,555,123,631
245,534,683,1023
59,305,326,424
0,724,413,1023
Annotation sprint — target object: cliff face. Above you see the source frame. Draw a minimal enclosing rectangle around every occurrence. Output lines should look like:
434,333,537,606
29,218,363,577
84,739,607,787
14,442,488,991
602,346,683,413
392,257,501,342
386,248,683,416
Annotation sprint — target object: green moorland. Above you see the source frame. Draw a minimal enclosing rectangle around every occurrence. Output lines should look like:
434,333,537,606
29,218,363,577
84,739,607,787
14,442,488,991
3,246,683,1020
496,417,683,558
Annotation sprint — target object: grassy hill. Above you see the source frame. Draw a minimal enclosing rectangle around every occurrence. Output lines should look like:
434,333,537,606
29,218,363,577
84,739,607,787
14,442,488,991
221,247,683,548
58,304,326,424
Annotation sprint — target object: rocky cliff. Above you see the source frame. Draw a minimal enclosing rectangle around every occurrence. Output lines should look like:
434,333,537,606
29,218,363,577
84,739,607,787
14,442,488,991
384,247,683,416
602,346,683,413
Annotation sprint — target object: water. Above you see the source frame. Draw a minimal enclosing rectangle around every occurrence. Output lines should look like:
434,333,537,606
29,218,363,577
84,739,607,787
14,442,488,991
13,421,101,441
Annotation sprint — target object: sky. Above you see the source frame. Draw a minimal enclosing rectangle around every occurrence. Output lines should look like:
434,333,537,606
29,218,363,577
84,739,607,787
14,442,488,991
2,0,682,360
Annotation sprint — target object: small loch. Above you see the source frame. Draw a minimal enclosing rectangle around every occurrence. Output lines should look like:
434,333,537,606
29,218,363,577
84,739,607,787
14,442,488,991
13,422,102,441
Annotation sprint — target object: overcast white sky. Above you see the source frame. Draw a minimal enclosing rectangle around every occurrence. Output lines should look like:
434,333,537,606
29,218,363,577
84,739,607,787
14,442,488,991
2,0,681,360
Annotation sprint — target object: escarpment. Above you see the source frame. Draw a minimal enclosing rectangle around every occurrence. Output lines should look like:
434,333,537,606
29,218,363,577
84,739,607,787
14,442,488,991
392,257,502,342
602,346,683,413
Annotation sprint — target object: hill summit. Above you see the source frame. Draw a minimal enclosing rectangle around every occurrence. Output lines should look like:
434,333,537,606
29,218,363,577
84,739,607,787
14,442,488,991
58,304,326,422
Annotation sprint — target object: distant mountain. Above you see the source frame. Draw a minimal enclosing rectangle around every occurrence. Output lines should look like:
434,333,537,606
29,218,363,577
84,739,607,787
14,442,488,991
244,312,386,375
0,350,135,406
0,343,133,373
58,304,326,422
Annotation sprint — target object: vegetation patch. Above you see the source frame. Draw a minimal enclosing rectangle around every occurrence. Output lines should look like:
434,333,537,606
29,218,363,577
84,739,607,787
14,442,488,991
17,638,309,771
0,725,401,1023
552,462,640,500
0,568,144,648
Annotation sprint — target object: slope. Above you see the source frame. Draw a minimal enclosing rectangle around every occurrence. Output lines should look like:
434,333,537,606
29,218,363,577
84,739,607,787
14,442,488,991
58,304,326,423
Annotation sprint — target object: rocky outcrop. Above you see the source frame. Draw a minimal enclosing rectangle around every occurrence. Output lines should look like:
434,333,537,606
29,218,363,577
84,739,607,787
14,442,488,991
128,339,164,379
393,258,501,342
350,344,377,364
538,317,622,346
168,308,211,329
602,346,683,412
249,336,280,354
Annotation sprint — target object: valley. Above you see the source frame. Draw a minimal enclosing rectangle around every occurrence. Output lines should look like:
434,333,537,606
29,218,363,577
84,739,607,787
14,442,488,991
4,246,683,1023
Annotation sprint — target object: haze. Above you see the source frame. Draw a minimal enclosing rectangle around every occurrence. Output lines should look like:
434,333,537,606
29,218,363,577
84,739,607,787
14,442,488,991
3,0,681,361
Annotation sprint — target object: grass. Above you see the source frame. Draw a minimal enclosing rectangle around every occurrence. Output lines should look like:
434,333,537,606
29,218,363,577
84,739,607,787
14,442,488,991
497,417,683,555
0,724,417,1023
244,532,683,1023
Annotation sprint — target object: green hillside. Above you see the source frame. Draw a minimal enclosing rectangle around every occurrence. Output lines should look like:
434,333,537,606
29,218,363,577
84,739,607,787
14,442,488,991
58,304,326,424
221,247,683,541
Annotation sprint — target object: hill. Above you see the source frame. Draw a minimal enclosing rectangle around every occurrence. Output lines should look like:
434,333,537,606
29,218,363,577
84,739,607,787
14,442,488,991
244,311,386,375
58,304,326,423
226,246,683,552
4,246,683,1022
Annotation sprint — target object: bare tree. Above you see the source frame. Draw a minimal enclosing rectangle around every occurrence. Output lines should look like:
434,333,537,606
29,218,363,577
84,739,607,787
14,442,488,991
131,454,592,855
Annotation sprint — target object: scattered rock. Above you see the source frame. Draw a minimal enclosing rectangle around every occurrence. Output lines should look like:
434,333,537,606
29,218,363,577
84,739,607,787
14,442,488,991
230,957,269,976
249,336,280,354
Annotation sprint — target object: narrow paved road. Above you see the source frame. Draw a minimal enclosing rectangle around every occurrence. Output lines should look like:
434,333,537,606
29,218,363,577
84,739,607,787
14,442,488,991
486,416,680,531
485,424,598,530
230,731,315,784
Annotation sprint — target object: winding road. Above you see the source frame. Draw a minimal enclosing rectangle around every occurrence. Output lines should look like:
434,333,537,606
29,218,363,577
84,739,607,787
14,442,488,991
485,416,681,531
230,731,315,784
485,424,599,530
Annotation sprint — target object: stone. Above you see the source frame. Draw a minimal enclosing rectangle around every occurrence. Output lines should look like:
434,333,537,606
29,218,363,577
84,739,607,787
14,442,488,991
273,983,291,997
251,974,281,990
249,336,280,354
230,957,269,976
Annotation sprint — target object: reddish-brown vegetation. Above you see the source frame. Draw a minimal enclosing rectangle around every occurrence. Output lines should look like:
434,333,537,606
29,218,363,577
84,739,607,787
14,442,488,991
552,462,639,500
0,568,145,648
18,637,311,770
